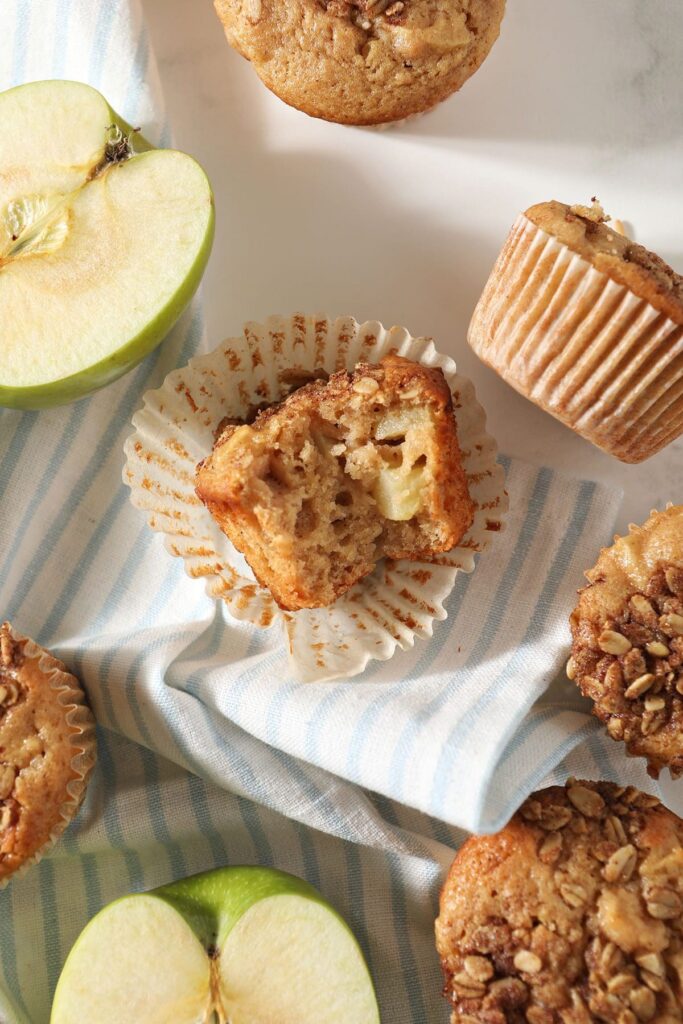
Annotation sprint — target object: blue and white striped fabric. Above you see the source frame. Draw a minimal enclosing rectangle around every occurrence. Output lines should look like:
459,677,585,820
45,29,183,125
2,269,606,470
0,3,675,1023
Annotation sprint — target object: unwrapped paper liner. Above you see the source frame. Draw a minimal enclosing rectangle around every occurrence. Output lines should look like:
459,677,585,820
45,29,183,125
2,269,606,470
124,314,508,681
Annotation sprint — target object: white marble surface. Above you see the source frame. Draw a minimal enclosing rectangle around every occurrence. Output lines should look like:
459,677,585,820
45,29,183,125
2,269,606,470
142,0,683,536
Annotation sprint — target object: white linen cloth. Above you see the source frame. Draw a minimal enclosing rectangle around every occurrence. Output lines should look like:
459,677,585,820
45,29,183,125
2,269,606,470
0,3,672,1022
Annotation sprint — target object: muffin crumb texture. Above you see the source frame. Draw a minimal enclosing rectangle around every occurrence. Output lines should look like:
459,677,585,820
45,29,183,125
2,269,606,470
195,354,474,611
0,623,89,883
570,506,683,779
436,780,683,1024
569,199,608,224
214,0,506,124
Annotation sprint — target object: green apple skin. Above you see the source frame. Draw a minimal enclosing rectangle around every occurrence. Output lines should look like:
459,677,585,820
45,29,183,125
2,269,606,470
154,865,360,950
0,81,214,410
50,866,381,1024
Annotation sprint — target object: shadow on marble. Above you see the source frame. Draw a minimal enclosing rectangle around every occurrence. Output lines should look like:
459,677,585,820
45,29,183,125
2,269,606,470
389,1,683,147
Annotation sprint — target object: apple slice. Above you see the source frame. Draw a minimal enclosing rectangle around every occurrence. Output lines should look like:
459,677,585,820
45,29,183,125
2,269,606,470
50,866,380,1024
0,80,214,409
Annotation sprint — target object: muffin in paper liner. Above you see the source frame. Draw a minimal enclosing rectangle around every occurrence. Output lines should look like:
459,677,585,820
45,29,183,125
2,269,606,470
468,213,683,463
123,314,507,682
568,503,683,780
0,621,97,889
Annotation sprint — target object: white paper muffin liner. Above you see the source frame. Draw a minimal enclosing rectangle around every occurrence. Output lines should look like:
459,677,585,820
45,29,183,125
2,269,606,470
468,214,683,463
124,314,507,682
0,622,97,889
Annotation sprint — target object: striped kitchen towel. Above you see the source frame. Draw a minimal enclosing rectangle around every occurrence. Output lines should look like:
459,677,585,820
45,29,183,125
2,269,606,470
0,2,675,1022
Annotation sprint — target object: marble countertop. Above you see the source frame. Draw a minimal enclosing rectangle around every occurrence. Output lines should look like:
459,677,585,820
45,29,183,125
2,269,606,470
142,0,683,536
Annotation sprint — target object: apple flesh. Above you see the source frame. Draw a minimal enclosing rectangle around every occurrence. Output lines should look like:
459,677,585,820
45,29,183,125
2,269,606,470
50,866,380,1024
0,80,214,408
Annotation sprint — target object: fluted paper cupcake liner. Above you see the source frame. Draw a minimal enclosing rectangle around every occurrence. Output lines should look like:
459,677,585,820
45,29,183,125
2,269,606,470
124,314,507,682
468,214,683,463
0,623,97,889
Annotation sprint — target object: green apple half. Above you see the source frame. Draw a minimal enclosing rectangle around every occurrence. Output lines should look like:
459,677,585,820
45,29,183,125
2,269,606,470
50,866,381,1024
0,79,214,408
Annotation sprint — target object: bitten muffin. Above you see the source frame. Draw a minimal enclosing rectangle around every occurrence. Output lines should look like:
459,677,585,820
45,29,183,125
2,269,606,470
436,779,683,1024
0,622,96,885
195,354,474,611
468,199,683,463
213,0,506,126
569,505,683,779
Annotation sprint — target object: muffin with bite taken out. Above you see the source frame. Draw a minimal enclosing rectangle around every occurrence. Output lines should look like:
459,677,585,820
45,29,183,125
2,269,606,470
195,354,474,611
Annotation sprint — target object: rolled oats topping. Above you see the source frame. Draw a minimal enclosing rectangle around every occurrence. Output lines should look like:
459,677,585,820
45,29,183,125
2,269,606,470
0,624,25,717
0,621,23,672
566,780,605,817
436,781,683,1024
464,956,495,983
0,765,16,802
0,627,15,668
571,559,683,778
0,804,14,834
320,0,407,27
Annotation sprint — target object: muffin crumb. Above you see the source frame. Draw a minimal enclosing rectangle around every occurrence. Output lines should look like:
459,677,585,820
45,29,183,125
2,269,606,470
569,198,609,224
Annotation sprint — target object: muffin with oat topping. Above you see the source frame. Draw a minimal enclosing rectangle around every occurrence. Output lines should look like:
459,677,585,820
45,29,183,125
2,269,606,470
569,505,683,779
436,778,683,1024
468,199,683,462
213,0,506,125
0,622,96,885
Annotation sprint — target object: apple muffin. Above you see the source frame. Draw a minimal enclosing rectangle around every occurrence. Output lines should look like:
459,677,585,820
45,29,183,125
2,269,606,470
213,0,506,126
468,199,683,462
568,505,683,779
436,779,683,1024
0,622,96,885
195,354,474,611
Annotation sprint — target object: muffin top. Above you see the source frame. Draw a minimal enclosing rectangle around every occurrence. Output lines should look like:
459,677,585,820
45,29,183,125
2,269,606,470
525,201,683,325
0,622,95,883
214,0,506,125
436,779,683,1024
569,506,683,779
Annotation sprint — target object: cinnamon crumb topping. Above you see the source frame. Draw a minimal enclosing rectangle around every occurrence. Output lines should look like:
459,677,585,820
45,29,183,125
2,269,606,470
571,564,683,777
437,781,683,1024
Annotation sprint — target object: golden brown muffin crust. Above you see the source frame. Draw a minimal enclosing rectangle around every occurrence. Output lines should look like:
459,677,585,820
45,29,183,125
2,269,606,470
569,506,683,779
214,0,506,125
525,201,683,326
196,354,474,610
436,780,683,1024
0,623,88,882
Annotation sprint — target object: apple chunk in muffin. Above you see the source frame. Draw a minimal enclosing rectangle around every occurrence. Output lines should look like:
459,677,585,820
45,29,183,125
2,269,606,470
195,355,474,610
